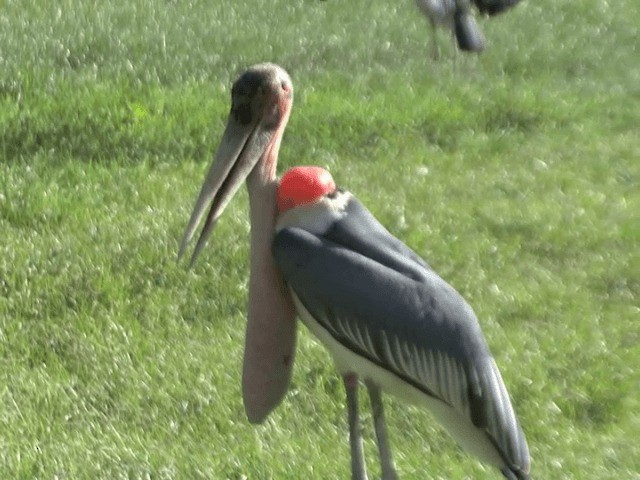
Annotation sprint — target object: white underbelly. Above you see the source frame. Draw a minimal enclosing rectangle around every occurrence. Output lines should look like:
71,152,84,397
290,292,505,470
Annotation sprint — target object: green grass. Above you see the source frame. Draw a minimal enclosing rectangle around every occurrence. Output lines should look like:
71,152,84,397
1,0,638,478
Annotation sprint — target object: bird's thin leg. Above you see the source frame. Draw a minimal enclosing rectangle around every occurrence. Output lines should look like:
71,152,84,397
429,20,440,60
344,373,368,480
451,30,459,67
366,380,398,480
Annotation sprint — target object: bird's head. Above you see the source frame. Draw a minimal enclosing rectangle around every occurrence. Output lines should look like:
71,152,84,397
179,63,293,265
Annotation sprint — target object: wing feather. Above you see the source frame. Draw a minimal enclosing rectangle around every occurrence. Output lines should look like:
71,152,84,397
272,206,529,477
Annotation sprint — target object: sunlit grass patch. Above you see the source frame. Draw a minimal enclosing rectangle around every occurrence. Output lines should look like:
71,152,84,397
1,0,638,478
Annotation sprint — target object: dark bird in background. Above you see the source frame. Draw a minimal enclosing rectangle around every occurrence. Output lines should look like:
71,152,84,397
415,0,522,58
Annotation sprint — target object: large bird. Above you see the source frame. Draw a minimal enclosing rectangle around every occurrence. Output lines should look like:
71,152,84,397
179,63,531,479
415,0,522,58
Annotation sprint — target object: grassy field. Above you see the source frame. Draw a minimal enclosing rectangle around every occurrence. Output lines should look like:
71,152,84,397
1,0,638,478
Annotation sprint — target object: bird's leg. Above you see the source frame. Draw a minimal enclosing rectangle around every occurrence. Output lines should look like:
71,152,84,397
365,381,398,480
430,20,440,61
344,373,368,480
450,30,459,68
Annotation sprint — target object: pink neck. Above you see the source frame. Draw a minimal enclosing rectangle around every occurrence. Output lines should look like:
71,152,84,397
241,144,297,423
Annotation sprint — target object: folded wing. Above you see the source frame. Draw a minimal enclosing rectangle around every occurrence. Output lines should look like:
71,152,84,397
272,199,529,477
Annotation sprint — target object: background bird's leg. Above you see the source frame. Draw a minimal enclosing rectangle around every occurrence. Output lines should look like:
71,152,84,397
451,29,459,66
344,373,368,480
429,19,440,60
430,20,440,60
365,380,398,480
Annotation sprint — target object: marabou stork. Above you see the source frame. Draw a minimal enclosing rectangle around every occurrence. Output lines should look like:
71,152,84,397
415,0,522,58
179,63,531,479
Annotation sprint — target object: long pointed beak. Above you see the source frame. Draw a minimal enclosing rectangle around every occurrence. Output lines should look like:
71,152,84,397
178,112,270,266
178,63,293,266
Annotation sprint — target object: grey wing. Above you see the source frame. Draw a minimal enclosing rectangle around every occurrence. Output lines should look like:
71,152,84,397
272,226,530,477
324,197,432,277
